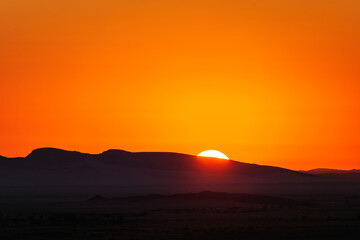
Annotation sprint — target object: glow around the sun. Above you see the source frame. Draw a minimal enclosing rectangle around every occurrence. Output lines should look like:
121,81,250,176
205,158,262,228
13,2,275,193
197,150,229,160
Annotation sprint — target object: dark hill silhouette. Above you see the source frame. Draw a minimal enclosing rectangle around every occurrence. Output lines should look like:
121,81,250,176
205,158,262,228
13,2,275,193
1,148,358,197
27,147,90,161
4,147,311,177
301,168,360,181
90,191,300,205
126,191,300,205
301,168,360,174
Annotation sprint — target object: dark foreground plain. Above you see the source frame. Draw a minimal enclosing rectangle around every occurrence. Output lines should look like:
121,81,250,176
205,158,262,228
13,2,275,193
1,192,360,240
2,148,360,239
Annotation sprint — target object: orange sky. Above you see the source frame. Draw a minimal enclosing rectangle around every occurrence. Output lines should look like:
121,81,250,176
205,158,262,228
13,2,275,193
1,0,360,170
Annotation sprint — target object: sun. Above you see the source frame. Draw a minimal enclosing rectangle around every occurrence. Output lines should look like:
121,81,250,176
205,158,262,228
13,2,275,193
197,150,229,160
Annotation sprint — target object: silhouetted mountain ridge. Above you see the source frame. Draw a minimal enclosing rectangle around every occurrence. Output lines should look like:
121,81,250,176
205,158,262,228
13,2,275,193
300,168,360,181
301,168,360,174
1,147,354,196
26,147,90,161
14,148,314,177
1,147,318,175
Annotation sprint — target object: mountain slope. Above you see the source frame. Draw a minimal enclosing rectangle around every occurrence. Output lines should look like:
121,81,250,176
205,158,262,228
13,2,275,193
0,148,352,196
301,168,360,174
301,168,360,181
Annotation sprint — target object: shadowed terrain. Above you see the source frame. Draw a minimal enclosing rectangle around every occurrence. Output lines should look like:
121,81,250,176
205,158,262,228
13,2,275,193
1,191,360,240
1,148,360,239
0,147,342,197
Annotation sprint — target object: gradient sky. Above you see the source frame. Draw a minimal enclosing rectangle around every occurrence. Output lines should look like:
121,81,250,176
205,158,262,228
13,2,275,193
1,0,360,170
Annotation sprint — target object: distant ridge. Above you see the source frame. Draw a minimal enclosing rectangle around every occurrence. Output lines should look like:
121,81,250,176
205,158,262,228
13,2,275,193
1,147,357,197
89,191,300,205
27,147,89,160
4,147,314,176
301,168,360,181
301,168,360,174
